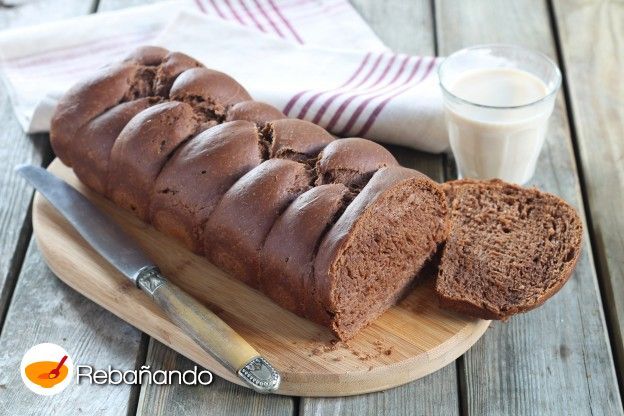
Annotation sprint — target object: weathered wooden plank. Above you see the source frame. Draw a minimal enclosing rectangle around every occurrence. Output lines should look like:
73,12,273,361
0,2,147,415
300,365,458,416
302,1,457,414
0,0,96,331
135,340,294,416
0,92,50,325
0,240,144,415
436,0,622,414
349,0,434,55
551,0,624,383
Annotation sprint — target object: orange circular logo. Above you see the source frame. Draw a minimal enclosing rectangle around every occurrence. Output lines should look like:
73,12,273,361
20,343,73,395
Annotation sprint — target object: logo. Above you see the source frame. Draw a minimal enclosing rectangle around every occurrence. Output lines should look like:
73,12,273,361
20,343,74,396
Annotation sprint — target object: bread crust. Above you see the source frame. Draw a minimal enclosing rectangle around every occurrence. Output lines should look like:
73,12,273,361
149,121,264,252
169,67,252,116
260,184,350,318
71,98,154,194
268,119,335,161
107,101,197,219
316,138,398,188
225,100,286,124
50,46,202,168
55,47,593,341
51,62,140,165
203,159,312,287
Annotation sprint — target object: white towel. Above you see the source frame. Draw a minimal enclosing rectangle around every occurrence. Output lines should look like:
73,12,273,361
0,0,448,152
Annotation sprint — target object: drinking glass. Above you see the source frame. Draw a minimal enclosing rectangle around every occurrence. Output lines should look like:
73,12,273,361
438,44,561,184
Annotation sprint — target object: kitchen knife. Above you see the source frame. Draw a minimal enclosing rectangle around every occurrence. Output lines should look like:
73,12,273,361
17,164,280,394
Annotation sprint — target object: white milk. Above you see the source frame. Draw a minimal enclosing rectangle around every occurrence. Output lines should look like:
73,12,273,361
443,67,555,184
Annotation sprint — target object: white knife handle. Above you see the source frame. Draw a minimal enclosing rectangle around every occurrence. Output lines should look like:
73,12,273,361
136,266,280,393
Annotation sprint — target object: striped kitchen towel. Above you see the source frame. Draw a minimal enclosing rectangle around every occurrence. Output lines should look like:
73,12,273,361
0,0,447,152
156,11,446,152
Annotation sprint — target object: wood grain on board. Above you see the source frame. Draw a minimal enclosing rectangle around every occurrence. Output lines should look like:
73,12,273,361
435,0,622,414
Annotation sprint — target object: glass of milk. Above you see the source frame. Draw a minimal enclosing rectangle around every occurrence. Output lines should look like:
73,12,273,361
438,44,561,184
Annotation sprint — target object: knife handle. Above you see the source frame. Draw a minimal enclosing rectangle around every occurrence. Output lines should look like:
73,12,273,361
136,266,280,393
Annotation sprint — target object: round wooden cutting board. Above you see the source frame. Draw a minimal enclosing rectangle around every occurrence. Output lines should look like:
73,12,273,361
32,159,490,397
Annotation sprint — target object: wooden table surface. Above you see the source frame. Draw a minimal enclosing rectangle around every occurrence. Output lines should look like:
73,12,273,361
0,0,622,414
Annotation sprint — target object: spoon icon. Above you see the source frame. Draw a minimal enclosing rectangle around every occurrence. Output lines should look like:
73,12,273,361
38,355,68,380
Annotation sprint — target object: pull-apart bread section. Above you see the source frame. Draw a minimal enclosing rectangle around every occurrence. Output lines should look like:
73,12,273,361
315,167,449,339
149,121,265,252
316,137,398,189
49,46,452,341
71,98,154,194
226,100,287,124
107,101,197,219
51,46,202,167
204,158,313,287
260,184,352,319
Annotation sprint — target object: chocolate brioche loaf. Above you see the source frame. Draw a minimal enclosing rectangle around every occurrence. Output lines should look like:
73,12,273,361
50,46,449,340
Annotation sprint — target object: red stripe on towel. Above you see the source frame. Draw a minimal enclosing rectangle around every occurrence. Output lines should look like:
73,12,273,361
283,91,309,116
194,0,207,13
6,33,155,77
356,57,437,137
369,54,398,87
253,0,286,38
224,0,247,25
266,0,304,44
336,54,414,136
283,52,373,116
322,53,395,131
207,0,228,18
238,0,267,32
295,52,372,119
3,30,157,69
310,52,385,124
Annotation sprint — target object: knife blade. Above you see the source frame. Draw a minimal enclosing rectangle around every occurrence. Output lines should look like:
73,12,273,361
17,164,280,393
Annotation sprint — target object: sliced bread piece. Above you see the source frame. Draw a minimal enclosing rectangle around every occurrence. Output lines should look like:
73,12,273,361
315,166,449,339
436,179,583,320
